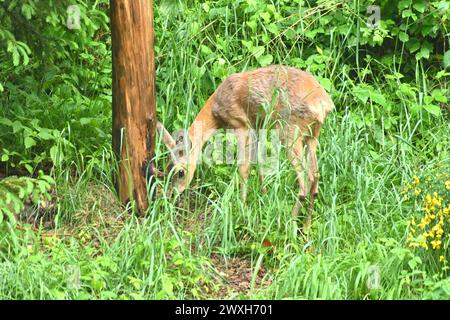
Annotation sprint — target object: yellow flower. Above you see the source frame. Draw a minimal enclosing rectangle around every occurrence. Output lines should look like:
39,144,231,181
419,240,428,249
432,197,442,208
418,219,428,229
408,176,449,255
431,240,441,250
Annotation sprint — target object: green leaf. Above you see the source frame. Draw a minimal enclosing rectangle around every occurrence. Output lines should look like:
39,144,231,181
416,43,433,60
373,33,384,45
435,70,450,79
398,0,412,9
318,77,332,92
80,118,92,125
21,3,34,20
251,46,265,59
24,164,33,174
413,2,426,13
260,11,271,23
0,118,13,126
424,96,434,105
38,172,55,185
399,32,409,42
423,104,441,116
202,3,210,12
266,23,279,35
408,40,421,53
431,89,447,103
37,130,54,140
16,46,29,66
50,146,59,164
370,91,387,106
12,121,23,133
444,50,450,69
408,259,417,270
246,20,257,32
353,87,370,104
437,1,449,12
24,137,36,149
402,9,414,18
258,54,273,67
162,276,174,297
241,40,253,50
12,49,20,66
200,45,213,56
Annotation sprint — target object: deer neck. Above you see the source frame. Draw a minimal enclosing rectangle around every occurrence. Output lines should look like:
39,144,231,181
183,94,219,183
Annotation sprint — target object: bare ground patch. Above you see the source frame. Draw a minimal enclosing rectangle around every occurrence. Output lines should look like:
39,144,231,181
211,253,272,298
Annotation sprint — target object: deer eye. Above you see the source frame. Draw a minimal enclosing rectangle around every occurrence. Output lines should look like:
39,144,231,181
177,169,186,179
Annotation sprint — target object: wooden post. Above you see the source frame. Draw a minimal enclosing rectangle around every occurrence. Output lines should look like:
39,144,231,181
111,0,156,215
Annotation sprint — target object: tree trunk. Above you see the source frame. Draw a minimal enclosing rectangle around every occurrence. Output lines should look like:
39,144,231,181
111,0,156,215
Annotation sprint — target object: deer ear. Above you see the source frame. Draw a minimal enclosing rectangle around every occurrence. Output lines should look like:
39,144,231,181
157,121,180,164
157,121,177,150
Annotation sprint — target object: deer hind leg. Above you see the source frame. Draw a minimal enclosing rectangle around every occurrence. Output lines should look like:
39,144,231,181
258,167,267,194
304,136,319,232
286,137,307,219
236,128,251,203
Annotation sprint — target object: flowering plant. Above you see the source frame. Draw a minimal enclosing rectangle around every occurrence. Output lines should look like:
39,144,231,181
403,173,450,264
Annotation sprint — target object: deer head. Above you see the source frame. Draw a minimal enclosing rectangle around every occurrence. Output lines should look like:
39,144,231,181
157,121,194,193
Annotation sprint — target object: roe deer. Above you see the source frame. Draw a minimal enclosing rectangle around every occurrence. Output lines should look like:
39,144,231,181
158,65,334,232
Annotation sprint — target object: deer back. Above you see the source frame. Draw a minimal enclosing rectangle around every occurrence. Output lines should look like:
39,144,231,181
212,65,334,128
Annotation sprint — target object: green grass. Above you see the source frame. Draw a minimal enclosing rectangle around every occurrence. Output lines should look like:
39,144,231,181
0,0,449,300
1,105,448,299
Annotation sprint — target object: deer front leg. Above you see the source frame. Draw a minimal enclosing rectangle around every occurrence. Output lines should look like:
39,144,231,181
258,167,268,194
236,128,251,203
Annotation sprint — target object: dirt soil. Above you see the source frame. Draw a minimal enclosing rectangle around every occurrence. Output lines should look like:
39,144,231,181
211,253,272,298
